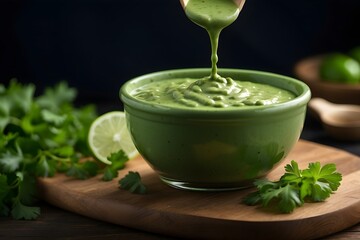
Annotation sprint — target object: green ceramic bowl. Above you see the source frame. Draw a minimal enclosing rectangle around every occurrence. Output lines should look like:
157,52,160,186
120,69,311,191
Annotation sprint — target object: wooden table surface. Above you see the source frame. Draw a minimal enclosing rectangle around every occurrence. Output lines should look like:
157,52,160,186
1,201,360,240
1,112,359,240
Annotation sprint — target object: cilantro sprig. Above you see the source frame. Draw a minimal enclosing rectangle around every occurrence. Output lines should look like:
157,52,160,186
243,160,342,213
102,151,129,181
119,171,147,194
0,80,99,220
0,80,140,220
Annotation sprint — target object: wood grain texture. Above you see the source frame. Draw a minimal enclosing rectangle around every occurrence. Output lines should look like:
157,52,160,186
37,140,360,240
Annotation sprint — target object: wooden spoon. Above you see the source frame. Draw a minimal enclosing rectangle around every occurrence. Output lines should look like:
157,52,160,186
180,0,246,11
308,98,360,141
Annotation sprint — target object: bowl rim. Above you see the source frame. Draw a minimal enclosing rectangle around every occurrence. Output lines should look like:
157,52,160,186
120,68,311,118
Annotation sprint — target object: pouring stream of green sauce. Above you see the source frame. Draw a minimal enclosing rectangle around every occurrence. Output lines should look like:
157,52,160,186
185,0,240,79
132,0,295,108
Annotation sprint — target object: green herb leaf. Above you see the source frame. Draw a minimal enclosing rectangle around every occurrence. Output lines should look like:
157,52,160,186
35,155,56,178
36,82,76,111
0,150,23,173
0,172,11,217
51,146,75,158
243,160,342,213
281,160,302,184
303,162,342,191
11,199,40,220
41,109,66,126
0,132,18,149
242,191,262,206
2,79,35,117
102,150,129,181
119,171,146,194
262,184,302,213
102,167,118,181
17,173,38,205
299,162,342,202
0,80,98,220
0,174,10,203
0,104,10,132
66,161,99,180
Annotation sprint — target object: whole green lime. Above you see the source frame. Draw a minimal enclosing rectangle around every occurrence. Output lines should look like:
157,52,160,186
319,53,360,84
349,46,360,64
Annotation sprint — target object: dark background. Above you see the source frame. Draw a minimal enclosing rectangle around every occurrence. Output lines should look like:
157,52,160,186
1,0,360,106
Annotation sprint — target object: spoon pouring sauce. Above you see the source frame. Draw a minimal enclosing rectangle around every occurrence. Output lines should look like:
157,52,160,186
179,0,246,80
180,0,245,9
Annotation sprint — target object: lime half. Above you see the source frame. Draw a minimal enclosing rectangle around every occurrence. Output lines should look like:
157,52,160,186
88,111,138,164
320,53,360,84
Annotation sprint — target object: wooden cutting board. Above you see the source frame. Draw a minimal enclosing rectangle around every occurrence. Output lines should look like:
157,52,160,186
37,140,360,240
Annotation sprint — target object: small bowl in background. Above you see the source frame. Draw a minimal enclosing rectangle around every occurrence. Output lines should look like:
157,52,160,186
294,55,360,104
